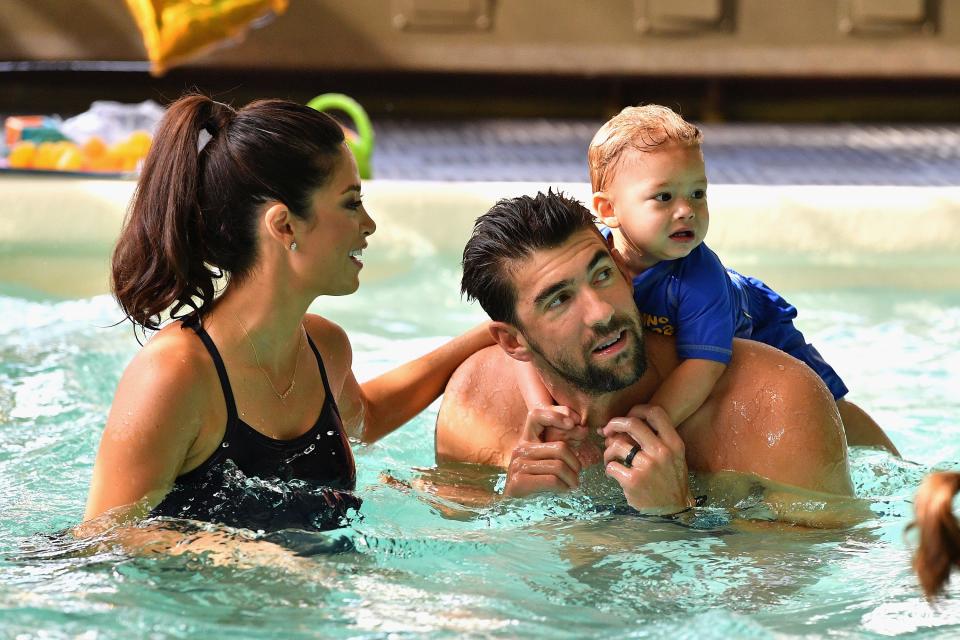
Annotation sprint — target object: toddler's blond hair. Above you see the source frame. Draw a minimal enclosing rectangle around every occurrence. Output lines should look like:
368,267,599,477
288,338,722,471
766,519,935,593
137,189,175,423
588,105,702,192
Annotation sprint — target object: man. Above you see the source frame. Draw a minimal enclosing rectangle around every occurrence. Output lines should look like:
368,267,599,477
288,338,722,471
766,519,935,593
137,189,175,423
436,191,857,520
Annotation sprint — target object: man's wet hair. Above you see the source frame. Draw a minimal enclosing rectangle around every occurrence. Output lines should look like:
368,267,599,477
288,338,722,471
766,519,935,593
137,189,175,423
461,190,600,325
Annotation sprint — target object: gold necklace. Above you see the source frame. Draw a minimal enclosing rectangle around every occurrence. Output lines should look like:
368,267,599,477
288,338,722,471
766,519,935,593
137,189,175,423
234,317,305,401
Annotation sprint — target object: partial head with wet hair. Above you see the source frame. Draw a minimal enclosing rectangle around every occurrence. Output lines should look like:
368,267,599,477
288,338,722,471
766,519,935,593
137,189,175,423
460,190,601,326
912,471,960,599
588,104,702,193
112,93,346,331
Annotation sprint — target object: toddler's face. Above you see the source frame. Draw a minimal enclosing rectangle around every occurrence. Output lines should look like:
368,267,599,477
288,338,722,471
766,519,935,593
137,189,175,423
605,143,709,267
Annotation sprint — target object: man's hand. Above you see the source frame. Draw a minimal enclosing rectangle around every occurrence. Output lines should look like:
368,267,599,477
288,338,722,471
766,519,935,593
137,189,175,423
503,406,585,498
601,405,694,515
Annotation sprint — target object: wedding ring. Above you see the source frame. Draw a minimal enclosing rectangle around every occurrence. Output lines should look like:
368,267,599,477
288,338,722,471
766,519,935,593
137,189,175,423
623,443,641,468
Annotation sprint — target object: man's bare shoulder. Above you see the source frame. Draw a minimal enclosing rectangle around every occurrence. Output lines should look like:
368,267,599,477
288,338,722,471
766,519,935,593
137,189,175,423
436,346,526,467
440,345,516,405
724,338,839,413
685,337,853,495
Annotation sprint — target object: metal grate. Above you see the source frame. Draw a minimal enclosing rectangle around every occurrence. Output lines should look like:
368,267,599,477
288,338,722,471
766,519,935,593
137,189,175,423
372,119,960,185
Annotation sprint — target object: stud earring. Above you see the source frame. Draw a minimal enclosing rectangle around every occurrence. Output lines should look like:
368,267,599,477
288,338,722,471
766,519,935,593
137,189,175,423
290,241,298,252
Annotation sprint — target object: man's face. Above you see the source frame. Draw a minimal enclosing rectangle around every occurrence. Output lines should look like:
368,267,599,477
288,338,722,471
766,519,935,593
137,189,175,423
509,228,646,395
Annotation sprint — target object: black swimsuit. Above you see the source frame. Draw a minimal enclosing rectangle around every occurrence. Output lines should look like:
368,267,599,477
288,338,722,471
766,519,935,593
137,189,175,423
151,318,361,532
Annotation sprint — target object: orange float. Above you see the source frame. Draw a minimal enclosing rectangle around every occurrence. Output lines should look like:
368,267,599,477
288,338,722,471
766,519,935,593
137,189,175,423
5,132,153,173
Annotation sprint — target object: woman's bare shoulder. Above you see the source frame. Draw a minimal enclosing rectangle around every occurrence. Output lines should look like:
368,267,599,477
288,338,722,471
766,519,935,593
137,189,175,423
134,321,215,373
302,314,351,350
117,322,219,412
89,323,222,520
303,313,347,341
302,313,352,384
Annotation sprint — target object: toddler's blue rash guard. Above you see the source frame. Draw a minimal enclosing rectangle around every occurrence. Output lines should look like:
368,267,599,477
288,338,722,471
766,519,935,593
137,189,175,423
603,229,848,400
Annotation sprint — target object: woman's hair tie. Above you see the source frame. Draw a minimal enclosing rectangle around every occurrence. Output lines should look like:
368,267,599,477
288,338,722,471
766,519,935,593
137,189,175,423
203,118,220,137
205,101,236,136
199,101,234,151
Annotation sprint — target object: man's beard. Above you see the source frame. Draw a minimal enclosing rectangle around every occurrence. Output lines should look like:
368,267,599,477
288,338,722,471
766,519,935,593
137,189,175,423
523,315,647,396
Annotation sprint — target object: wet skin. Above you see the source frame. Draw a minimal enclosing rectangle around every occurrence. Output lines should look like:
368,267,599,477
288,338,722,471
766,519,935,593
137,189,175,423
436,229,854,498
598,144,709,274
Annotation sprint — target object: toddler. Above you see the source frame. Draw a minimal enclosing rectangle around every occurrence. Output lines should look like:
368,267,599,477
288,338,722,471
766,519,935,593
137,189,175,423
518,105,896,454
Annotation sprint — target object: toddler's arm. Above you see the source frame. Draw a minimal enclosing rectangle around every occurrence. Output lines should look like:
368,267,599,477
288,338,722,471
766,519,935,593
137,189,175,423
650,358,727,426
514,358,556,409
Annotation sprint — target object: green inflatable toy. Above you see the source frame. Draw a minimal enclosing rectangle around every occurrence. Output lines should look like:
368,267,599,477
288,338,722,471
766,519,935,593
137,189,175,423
307,93,374,179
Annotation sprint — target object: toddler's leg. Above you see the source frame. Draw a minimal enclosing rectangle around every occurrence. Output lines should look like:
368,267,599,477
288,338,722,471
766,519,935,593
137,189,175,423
837,399,900,456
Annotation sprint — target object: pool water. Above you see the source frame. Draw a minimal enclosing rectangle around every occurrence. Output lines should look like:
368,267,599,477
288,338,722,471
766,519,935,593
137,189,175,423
1,251,959,639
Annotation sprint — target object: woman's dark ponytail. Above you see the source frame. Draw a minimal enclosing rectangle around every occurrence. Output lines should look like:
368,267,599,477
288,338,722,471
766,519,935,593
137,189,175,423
112,95,228,329
111,93,345,331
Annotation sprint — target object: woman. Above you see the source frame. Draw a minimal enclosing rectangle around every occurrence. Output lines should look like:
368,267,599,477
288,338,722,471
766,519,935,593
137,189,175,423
913,472,960,598
83,94,490,534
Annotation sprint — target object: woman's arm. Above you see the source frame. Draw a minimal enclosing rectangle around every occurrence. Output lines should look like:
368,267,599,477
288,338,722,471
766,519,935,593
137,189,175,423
318,319,494,443
74,516,308,568
83,335,210,525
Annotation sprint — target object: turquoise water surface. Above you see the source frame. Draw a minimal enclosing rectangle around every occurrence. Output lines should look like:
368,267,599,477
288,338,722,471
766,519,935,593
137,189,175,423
0,254,959,639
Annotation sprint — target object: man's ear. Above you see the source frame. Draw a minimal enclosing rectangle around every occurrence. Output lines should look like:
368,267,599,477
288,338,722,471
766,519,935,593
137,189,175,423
263,202,295,247
489,321,534,362
593,191,620,228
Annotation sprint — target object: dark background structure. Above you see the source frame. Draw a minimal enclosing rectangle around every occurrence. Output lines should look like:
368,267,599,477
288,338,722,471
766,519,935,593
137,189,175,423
2,0,959,121
2,0,959,184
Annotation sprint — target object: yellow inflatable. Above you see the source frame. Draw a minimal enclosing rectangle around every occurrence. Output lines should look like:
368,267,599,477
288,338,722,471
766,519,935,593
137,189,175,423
125,0,289,76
